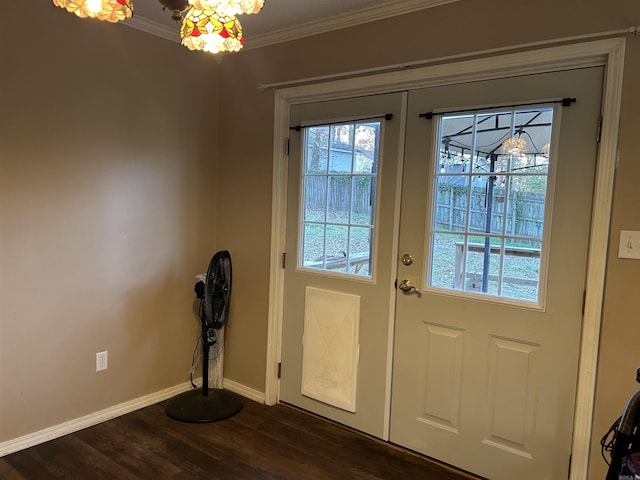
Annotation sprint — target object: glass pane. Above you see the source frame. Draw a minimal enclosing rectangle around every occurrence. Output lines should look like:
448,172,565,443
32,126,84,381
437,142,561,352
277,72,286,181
464,236,501,295
304,176,326,222
430,232,465,289
468,184,486,233
434,177,468,232
349,226,372,276
352,176,374,225
510,153,550,175
509,109,553,173
354,123,378,174
506,178,546,240
434,182,453,232
325,225,349,273
306,126,329,174
519,156,550,175
326,176,351,224
490,154,510,175
512,173,548,196
501,239,542,302
471,176,506,235
439,114,473,174
302,223,325,269
329,124,354,173
328,148,352,174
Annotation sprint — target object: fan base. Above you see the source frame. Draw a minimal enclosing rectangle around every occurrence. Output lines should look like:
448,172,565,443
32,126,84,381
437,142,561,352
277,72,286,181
165,388,243,423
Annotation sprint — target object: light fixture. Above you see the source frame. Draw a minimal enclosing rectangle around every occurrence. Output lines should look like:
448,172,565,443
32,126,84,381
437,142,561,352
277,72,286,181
52,0,133,23
502,132,527,155
52,0,264,54
158,0,190,22
181,7,244,54
189,0,264,15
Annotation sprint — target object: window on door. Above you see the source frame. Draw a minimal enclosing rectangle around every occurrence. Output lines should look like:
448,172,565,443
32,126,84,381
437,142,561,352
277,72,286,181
298,120,381,278
428,106,555,305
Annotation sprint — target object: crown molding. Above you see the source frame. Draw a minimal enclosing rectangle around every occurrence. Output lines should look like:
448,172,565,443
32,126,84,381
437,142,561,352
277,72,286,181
124,14,179,43
122,0,460,49
246,0,459,50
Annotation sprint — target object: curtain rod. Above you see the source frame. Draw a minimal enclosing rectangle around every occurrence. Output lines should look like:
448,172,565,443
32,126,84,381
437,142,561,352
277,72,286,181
290,113,393,131
256,26,637,91
419,97,575,120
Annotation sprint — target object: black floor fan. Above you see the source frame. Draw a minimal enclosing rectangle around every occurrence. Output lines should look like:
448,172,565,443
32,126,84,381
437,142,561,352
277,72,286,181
165,250,243,423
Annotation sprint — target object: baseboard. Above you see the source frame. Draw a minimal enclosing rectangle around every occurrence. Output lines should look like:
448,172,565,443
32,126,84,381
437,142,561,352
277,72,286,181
223,378,266,403
0,378,265,457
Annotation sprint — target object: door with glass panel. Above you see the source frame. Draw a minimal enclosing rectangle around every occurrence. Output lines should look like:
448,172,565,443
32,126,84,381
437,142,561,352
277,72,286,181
390,68,603,480
280,93,404,437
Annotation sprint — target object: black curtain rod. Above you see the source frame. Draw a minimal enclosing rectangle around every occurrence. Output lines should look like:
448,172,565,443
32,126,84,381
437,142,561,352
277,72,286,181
290,113,393,132
419,97,576,120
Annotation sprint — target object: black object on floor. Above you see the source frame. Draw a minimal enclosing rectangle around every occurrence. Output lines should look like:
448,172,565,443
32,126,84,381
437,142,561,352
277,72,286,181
165,388,243,423
166,250,242,423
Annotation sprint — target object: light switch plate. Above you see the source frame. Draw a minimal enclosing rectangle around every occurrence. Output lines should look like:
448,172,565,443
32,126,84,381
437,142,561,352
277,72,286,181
618,230,640,259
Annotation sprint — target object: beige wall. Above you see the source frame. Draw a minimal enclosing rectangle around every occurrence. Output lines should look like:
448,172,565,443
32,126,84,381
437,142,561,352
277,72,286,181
3,0,640,478
216,1,640,478
0,4,220,442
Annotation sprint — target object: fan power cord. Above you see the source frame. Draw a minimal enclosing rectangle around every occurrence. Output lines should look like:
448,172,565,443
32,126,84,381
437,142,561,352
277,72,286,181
188,332,224,389
189,335,201,390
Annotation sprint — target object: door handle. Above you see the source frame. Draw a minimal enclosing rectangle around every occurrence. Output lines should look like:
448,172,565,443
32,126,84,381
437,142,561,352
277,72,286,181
398,279,422,298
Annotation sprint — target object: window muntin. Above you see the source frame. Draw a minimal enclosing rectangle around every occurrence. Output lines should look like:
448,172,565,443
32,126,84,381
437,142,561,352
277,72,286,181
428,107,554,304
299,121,381,278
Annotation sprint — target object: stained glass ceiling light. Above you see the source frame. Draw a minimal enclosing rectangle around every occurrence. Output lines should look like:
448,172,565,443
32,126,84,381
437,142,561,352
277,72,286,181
52,0,260,54
52,0,133,23
189,0,264,15
181,8,244,53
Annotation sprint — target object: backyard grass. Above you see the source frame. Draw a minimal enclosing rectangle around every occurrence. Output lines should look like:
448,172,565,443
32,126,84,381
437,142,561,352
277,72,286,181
301,212,540,302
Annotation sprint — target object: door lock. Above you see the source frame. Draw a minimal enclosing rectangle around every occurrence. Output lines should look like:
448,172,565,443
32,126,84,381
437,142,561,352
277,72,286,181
398,279,422,298
401,254,414,266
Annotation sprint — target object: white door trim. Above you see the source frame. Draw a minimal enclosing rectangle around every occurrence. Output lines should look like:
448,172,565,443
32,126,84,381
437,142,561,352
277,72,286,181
266,37,625,480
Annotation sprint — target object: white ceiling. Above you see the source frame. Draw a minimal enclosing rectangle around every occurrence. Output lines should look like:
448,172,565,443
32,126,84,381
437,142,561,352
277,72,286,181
127,0,458,49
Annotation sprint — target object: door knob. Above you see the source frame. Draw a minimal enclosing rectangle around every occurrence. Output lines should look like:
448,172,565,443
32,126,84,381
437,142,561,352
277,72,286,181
398,279,422,298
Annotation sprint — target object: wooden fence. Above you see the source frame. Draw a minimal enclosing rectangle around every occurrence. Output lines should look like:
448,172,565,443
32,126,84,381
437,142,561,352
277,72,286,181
305,176,374,214
303,180,545,241
435,185,545,240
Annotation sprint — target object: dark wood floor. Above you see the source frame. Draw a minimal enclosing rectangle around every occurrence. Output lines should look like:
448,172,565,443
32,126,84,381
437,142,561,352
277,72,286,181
1,395,481,479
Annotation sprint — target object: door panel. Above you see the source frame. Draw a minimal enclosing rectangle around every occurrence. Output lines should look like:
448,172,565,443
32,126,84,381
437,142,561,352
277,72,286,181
280,93,405,437
390,68,603,480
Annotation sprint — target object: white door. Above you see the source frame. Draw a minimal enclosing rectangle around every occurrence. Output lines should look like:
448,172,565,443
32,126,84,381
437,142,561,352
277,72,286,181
390,68,603,479
280,93,405,437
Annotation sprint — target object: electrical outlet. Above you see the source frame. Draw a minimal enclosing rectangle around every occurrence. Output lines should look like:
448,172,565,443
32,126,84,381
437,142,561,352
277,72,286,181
96,351,108,372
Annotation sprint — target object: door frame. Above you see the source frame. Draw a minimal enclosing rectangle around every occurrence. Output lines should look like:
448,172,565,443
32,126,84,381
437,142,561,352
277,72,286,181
265,38,625,480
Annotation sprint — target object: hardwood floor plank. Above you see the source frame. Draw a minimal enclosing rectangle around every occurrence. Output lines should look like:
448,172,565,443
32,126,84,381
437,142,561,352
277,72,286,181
2,397,481,480
0,458,27,480
75,423,188,478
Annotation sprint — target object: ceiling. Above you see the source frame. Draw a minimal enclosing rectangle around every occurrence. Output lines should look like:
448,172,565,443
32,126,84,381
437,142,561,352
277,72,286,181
126,0,458,50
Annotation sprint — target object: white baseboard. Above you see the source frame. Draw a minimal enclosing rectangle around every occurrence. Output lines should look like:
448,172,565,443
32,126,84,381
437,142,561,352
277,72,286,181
224,378,266,403
0,378,265,457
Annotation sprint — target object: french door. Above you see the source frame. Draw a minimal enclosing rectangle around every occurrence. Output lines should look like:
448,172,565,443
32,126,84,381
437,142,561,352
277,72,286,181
390,67,603,480
280,67,603,479
279,92,405,437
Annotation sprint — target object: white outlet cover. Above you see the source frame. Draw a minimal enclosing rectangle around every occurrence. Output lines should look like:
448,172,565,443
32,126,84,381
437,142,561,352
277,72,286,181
96,351,108,371
618,230,640,259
